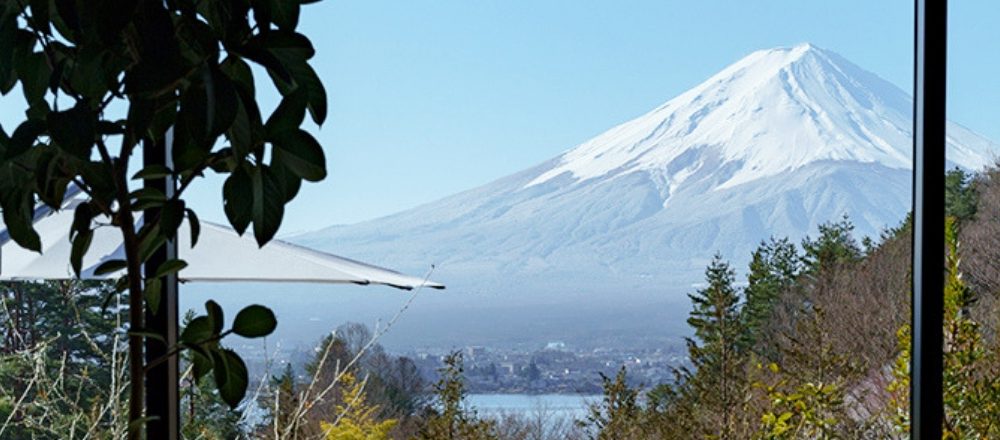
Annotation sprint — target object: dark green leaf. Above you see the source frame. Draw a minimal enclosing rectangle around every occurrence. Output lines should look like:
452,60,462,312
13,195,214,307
122,0,182,95
48,102,96,159
237,44,291,84
270,0,300,30
251,165,285,246
205,300,224,334
191,349,213,383
132,165,173,180
96,0,137,44
270,159,301,203
131,187,167,205
153,259,187,279
258,31,315,61
48,58,66,95
232,304,277,338
264,87,307,138
180,316,212,344
209,67,238,138
18,52,51,105
7,119,44,159
239,31,314,84
71,201,94,240
228,89,264,160
213,348,249,408
160,199,185,239
97,120,127,135
249,0,273,31
175,81,210,151
126,98,155,144
25,99,50,121
268,60,327,125
137,225,167,263
186,208,201,247
220,56,255,97
270,129,326,181
223,167,253,235
1,201,41,252
93,259,127,276
0,13,16,89
53,0,81,37
34,149,69,208
28,0,50,38
70,229,93,277
145,278,162,315
68,45,115,100
0,123,7,153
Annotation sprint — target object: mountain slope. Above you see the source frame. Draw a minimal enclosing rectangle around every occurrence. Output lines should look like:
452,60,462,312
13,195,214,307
291,44,998,346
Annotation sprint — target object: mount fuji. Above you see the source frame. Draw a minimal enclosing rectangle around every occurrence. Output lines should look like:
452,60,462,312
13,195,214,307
290,44,999,347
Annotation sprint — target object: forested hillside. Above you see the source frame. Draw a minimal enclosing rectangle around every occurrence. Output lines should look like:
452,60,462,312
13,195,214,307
578,166,1000,439
3,167,1000,439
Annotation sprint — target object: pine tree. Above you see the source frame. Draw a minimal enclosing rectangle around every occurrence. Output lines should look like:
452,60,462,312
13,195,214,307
945,167,978,221
801,215,863,274
583,366,644,440
680,254,748,438
743,237,802,348
416,352,498,440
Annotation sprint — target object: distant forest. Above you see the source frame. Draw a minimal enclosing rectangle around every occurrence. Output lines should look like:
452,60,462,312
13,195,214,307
2,166,999,439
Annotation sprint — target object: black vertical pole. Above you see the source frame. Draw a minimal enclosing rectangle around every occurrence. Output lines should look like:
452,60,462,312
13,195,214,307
912,0,946,438
145,129,180,440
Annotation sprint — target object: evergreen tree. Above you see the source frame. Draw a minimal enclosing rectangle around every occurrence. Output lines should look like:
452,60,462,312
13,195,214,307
265,363,308,438
945,167,978,222
0,281,126,438
743,237,802,347
888,217,1000,438
416,352,497,440
801,215,863,274
582,367,644,440
679,254,748,438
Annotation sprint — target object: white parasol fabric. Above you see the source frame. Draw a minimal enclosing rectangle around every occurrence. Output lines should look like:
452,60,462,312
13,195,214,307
0,195,443,291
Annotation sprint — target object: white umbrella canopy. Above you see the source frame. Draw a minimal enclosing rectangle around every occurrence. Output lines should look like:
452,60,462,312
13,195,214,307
0,197,443,291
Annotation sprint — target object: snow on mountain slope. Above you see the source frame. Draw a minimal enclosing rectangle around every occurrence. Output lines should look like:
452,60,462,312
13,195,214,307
529,43,994,192
294,44,999,304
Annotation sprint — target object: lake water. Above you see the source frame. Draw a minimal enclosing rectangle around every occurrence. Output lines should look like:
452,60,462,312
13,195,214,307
466,394,600,421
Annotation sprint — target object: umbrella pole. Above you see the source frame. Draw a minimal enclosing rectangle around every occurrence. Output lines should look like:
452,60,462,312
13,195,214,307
144,129,180,440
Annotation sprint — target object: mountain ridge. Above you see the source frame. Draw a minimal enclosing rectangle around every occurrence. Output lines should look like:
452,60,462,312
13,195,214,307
287,44,998,346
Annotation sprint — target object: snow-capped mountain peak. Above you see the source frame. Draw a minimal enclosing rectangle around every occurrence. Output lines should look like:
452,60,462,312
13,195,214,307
527,43,993,191
293,45,1000,347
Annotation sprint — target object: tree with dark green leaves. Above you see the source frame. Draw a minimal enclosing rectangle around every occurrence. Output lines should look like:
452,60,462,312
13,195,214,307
945,167,978,222
0,281,127,438
582,367,644,440
0,280,118,357
801,215,863,274
416,352,498,440
677,254,748,438
742,237,801,349
0,0,328,436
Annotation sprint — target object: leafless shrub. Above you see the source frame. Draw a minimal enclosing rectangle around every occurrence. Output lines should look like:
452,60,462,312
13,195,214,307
0,289,130,438
490,401,586,440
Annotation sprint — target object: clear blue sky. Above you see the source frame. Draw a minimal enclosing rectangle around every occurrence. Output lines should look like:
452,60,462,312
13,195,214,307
2,1,998,233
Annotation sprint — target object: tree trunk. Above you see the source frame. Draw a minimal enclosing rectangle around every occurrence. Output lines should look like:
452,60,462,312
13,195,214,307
116,182,146,440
